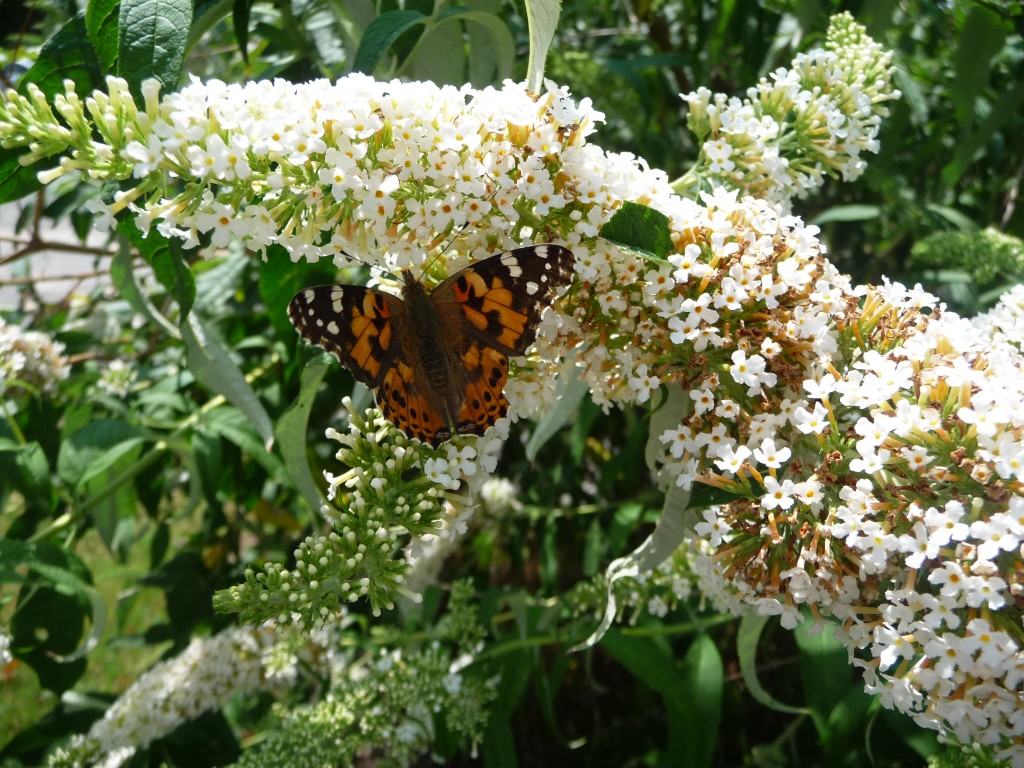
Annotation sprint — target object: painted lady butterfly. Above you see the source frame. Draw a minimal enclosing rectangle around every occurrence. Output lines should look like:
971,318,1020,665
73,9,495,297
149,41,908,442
288,244,575,446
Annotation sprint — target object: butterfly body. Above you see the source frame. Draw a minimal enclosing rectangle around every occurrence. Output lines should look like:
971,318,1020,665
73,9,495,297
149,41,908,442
289,244,574,446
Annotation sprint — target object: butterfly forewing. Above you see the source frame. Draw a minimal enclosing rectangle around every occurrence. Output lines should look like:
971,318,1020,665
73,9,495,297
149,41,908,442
434,245,575,356
288,285,404,389
289,243,575,446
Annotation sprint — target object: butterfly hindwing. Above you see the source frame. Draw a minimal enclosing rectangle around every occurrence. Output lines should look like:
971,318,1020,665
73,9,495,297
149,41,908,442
378,359,450,444
287,284,404,389
434,244,575,356
454,344,510,436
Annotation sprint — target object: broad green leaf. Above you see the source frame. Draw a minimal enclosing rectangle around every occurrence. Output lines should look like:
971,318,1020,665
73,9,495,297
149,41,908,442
119,218,197,318
12,442,55,512
276,362,330,514
20,13,104,96
810,205,881,225
951,7,1006,131
525,353,588,461
686,481,752,510
232,0,252,61
257,244,338,341
412,14,465,85
0,13,100,203
58,418,141,489
524,0,560,92
602,629,721,766
0,151,54,205
183,312,275,451
10,588,88,693
925,204,980,232
794,617,852,736
203,406,282,478
193,253,249,311
737,614,810,716
79,436,148,487
86,0,122,71
463,6,514,85
118,0,193,95
352,10,426,74
675,633,724,768
110,241,180,337
600,201,674,260
6,543,94,694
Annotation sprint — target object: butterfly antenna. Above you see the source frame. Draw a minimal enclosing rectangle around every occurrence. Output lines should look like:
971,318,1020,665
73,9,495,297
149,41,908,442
415,182,506,282
416,220,472,283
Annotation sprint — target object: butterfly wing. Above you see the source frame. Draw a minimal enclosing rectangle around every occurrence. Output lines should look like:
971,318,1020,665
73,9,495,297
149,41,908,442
436,244,576,356
377,360,451,445
432,244,575,438
287,284,404,389
288,283,452,445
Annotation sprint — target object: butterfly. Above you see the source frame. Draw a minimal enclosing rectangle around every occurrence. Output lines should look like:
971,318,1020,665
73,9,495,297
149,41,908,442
288,244,575,447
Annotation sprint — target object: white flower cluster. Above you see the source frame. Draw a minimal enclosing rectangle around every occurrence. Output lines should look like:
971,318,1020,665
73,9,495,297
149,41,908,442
114,74,600,270
51,627,267,767
684,299,1024,760
681,12,898,206
974,282,1024,353
0,318,70,396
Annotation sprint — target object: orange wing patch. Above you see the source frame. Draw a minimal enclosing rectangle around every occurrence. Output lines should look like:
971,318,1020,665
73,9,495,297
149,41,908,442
378,361,450,444
455,344,510,435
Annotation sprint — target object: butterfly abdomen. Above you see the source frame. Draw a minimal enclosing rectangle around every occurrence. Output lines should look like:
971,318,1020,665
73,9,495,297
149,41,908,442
402,279,460,403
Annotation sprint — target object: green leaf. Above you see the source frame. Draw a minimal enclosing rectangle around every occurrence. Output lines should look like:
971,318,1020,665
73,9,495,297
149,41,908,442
525,353,588,461
86,0,122,71
119,217,197,318
942,75,1024,188
11,442,55,512
232,0,252,62
603,629,721,766
482,637,533,768
524,0,561,92
463,5,514,86
57,419,141,489
794,617,852,737
737,614,810,716
275,362,330,514
203,406,283,478
20,13,104,96
810,204,881,225
10,587,88,693
182,312,275,451
412,13,465,85
352,10,426,74
0,151,53,205
118,0,193,95
925,204,978,232
951,7,1006,131
599,201,674,260
675,633,724,767
6,543,94,694
258,244,338,341
110,240,180,336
